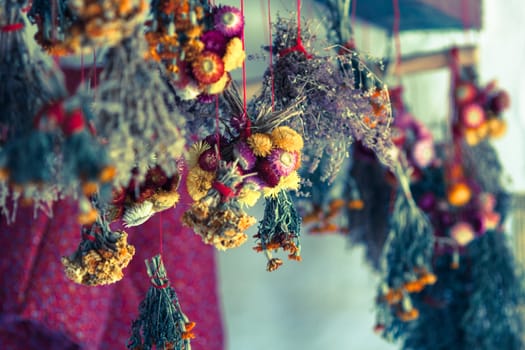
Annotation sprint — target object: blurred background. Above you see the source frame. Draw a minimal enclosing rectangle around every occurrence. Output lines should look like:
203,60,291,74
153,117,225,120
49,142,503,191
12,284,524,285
216,0,525,349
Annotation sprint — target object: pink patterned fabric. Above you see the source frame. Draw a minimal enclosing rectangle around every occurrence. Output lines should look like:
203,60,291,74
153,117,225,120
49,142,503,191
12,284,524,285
0,192,224,349
0,193,223,350
0,65,224,349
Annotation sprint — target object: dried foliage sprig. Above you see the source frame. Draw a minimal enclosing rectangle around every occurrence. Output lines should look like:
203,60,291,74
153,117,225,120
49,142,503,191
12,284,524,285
128,255,195,350
0,2,68,218
249,16,393,184
254,190,302,272
93,33,187,188
375,162,435,337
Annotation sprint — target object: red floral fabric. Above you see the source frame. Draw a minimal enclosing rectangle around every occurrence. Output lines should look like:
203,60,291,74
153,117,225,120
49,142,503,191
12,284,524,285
0,193,224,349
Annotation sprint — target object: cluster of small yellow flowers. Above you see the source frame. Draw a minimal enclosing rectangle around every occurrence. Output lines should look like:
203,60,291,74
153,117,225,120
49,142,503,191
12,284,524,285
183,159,256,250
62,230,135,286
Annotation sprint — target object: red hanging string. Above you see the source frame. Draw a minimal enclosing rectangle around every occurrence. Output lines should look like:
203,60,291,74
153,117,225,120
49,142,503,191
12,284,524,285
240,0,251,137
80,52,85,82
159,211,163,256
350,0,357,46
0,23,24,32
21,2,32,13
392,0,402,70
215,94,221,159
461,0,470,31
267,0,275,111
92,48,97,90
278,0,312,59
461,0,474,42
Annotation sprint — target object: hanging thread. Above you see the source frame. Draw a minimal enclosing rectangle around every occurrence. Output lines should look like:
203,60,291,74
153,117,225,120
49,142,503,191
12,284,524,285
278,0,312,58
92,48,97,90
159,211,163,256
80,52,85,82
392,0,402,71
0,23,24,32
215,94,221,159
267,0,275,111
240,0,251,136
350,0,357,46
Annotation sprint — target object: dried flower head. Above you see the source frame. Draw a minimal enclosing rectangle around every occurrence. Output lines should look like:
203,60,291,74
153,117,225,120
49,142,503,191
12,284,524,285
213,5,244,37
247,133,273,157
192,51,225,84
62,223,135,286
223,37,245,72
183,161,256,250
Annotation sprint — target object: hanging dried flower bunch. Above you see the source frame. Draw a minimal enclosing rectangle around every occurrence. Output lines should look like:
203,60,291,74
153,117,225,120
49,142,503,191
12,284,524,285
146,1,245,100
453,66,509,146
62,217,135,285
181,83,305,270
1,1,112,220
374,163,436,337
249,16,393,185
27,0,78,56
108,165,182,227
28,0,148,55
128,255,195,350
93,32,187,188
254,190,302,271
183,159,257,250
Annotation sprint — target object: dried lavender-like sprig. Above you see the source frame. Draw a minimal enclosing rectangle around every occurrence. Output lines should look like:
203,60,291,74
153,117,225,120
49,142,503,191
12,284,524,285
93,33,187,187
250,16,393,183
254,189,302,271
375,163,435,338
128,255,194,350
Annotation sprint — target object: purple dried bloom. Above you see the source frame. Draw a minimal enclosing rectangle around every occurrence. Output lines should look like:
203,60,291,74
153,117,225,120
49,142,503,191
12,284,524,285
198,93,216,104
214,6,244,38
198,148,219,172
266,148,298,177
233,141,257,171
201,30,228,56
256,159,281,188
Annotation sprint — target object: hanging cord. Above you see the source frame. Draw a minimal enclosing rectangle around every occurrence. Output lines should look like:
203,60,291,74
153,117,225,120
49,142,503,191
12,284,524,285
80,52,85,82
159,211,163,256
392,0,402,79
0,22,24,32
240,0,251,137
350,0,357,46
279,0,312,59
215,94,221,159
461,0,474,42
267,0,275,111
